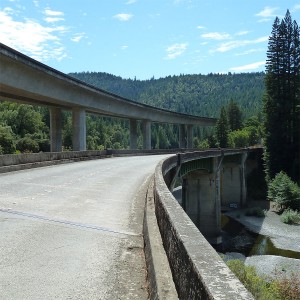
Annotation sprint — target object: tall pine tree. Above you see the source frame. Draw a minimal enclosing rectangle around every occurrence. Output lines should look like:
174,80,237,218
227,99,243,131
216,106,229,148
264,10,300,182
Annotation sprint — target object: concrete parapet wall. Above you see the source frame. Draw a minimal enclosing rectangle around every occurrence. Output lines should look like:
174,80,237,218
0,151,107,167
153,155,254,299
0,149,182,173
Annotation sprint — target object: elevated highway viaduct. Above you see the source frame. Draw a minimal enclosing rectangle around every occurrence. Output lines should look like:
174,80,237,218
0,43,258,298
0,43,215,152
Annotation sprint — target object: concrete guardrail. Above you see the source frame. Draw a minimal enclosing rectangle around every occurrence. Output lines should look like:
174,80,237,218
153,154,254,299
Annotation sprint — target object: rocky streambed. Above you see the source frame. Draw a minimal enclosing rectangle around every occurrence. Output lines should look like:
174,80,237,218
218,207,300,279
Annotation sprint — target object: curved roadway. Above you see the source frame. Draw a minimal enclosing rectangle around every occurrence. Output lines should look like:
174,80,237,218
0,155,170,299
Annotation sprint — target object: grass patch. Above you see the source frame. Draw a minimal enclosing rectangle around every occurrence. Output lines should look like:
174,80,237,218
226,259,300,300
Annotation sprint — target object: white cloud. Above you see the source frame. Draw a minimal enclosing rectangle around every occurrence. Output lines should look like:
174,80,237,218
0,9,67,61
235,31,250,36
113,13,133,21
165,43,188,59
255,6,278,18
235,48,265,56
214,36,269,53
126,0,136,4
197,25,205,29
230,61,265,72
44,9,64,17
44,17,64,23
292,4,300,12
121,45,128,50
255,6,279,22
201,32,231,40
71,33,85,42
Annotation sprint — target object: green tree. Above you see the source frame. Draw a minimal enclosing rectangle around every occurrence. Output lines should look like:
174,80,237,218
0,125,16,154
215,107,229,147
267,171,300,211
264,10,300,181
227,99,243,131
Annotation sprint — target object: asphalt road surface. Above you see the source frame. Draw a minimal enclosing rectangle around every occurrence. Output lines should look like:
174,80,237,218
0,155,169,300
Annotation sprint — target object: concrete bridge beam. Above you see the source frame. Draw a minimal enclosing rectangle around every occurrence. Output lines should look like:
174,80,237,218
50,107,62,152
142,120,151,150
72,108,86,151
130,119,138,150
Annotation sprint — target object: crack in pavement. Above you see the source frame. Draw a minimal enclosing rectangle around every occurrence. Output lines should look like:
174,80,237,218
0,208,140,237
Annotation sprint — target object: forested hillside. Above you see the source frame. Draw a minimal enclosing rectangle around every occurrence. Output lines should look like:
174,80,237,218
69,72,265,118
0,72,265,153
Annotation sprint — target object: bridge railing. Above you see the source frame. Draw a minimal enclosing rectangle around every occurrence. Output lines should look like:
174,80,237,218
153,151,254,299
0,149,183,173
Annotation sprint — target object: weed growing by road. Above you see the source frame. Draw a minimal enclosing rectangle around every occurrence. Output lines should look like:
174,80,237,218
226,259,300,300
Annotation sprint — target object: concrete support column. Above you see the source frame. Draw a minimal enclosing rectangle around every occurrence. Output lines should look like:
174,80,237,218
179,124,186,148
240,152,248,207
129,119,138,150
213,156,223,244
50,107,62,152
183,159,222,244
142,120,151,150
72,108,86,151
187,124,193,149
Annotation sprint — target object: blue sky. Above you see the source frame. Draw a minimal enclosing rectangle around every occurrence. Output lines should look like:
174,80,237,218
1,0,299,79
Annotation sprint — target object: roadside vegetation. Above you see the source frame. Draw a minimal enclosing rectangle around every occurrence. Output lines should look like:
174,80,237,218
267,171,300,224
226,259,300,300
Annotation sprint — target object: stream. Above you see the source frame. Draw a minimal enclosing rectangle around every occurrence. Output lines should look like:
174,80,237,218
216,214,300,259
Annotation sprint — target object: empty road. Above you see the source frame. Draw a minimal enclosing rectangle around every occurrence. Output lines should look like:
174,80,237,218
0,155,169,299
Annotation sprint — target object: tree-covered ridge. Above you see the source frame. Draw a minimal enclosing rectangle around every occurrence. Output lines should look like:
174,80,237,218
69,72,265,118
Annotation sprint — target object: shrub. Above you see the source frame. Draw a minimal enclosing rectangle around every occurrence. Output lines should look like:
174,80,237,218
0,125,16,154
267,171,300,211
274,271,300,300
226,259,279,299
226,259,300,300
280,209,300,224
16,136,39,153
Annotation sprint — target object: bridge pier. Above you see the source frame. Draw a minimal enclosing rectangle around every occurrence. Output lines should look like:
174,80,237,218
221,153,248,209
187,124,193,148
130,119,138,150
72,108,86,151
182,157,222,244
179,124,186,148
179,124,193,149
50,107,62,152
142,120,151,150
